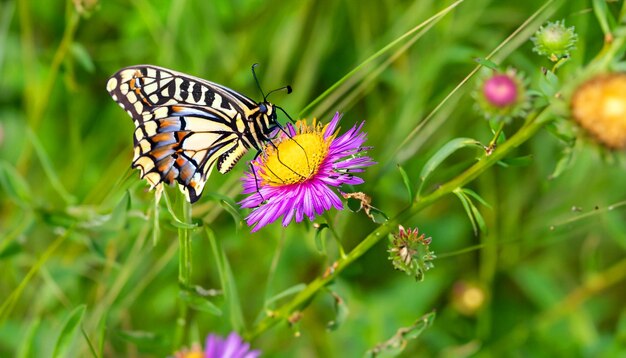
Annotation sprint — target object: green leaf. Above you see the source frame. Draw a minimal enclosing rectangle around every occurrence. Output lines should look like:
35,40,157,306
326,290,349,331
219,199,243,227
179,290,222,316
474,57,499,71
265,283,307,306
616,309,626,342
366,311,436,357
117,330,169,352
453,189,486,236
461,188,491,209
346,197,362,212
0,240,22,260
0,161,32,205
17,318,40,358
70,42,95,73
52,305,86,358
170,219,198,229
418,138,482,196
396,164,413,203
206,192,243,227
592,0,613,36
81,327,98,358
498,154,533,168
314,223,329,254
96,312,108,358
469,200,487,235
545,119,576,144
368,207,389,224
538,69,559,98
206,227,245,331
98,191,131,232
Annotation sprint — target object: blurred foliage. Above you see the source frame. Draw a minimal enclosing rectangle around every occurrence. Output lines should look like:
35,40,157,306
1,0,626,356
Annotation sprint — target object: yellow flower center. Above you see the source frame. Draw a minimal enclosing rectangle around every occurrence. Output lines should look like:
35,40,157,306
571,73,626,148
260,120,332,186
181,353,203,358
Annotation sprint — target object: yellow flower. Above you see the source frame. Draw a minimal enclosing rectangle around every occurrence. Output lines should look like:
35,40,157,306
571,73,626,149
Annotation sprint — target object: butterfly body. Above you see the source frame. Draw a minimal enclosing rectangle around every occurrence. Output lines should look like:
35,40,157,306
106,65,279,202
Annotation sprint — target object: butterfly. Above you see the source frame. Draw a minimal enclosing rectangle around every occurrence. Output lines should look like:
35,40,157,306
106,65,287,203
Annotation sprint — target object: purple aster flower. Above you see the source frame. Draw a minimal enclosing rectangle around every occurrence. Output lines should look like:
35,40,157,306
204,332,260,358
240,112,375,232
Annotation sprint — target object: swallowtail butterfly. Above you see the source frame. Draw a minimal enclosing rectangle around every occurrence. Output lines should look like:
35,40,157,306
106,65,284,203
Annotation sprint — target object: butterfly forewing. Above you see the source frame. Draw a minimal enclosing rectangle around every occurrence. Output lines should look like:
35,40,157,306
106,65,277,203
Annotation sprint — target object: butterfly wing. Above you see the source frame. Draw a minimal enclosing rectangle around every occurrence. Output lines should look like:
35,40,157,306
106,65,256,202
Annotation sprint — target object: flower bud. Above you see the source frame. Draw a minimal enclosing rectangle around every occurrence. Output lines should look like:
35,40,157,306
531,20,578,61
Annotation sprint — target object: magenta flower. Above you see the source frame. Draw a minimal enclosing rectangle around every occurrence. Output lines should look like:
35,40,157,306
174,332,259,358
204,332,260,358
473,68,529,122
240,112,375,232
482,74,518,107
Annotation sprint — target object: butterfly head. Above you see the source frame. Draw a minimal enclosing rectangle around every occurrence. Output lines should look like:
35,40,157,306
256,101,279,136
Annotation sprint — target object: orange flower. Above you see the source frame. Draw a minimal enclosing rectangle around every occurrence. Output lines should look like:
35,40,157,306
571,73,626,149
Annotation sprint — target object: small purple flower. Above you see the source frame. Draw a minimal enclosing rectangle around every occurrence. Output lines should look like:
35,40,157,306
204,332,260,358
473,68,529,122
240,112,375,232
482,74,517,107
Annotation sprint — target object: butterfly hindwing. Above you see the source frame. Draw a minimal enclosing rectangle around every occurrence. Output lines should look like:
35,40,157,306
107,65,276,203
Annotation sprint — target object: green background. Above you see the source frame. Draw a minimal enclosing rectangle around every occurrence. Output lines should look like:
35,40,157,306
2,0,626,356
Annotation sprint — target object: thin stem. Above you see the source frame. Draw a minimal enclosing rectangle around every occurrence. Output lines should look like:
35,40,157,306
17,0,80,171
178,198,192,286
323,212,346,259
174,196,192,348
245,107,553,340
486,121,504,155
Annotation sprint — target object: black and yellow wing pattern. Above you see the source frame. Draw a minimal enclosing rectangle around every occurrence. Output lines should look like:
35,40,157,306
106,65,279,202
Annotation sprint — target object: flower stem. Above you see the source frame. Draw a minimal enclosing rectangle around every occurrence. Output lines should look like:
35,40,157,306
178,199,193,287
245,107,553,340
174,196,192,348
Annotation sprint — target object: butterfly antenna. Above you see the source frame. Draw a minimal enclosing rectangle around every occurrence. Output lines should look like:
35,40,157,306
265,85,292,100
251,63,267,100
275,105,296,123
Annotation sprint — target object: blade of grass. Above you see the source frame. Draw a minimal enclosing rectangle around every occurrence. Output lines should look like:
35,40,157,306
0,0,15,73
52,305,86,358
298,0,466,117
0,227,71,323
206,227,245,332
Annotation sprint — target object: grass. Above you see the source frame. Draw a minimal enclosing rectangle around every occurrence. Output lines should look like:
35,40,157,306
2,0,626,356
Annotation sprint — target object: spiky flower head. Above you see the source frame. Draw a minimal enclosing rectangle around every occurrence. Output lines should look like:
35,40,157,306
473,68,529,122
571,73,626,149
531,20,578,61
240,112,375,232
387,225,435,281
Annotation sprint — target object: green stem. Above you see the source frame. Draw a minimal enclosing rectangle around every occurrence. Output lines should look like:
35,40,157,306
487,121,505,153
245,107,552,340
174,196,192,347
178,199,192,286
17,1,80,171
